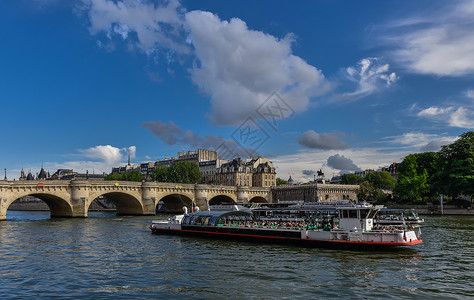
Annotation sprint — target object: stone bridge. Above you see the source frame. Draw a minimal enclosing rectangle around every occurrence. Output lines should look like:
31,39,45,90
0,180,272,220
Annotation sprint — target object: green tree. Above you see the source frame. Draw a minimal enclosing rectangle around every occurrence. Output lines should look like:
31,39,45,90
151,165,170,182
365,171,396,189
341,173,364,185
151,161,201,184
415,152,439,178
276,178,288,185
357,181,386,203
432,131,474,200
105,173,124,181
394,154,429,202
122,170,142,182
170,161,201,184
105,171,142,182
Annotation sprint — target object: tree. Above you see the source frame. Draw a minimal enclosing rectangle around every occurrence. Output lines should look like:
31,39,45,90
432,131,474,200
151,165,170,182
341,173,364,185
105,173,124,181
122,170,142,182
105,170,142,182
357,181,386,203
170,161,201,184
394,154,429,202
151,161,201,184
276,178,288,185
364,171,396,189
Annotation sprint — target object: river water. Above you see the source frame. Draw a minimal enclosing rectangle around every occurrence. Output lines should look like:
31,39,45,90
1,211,473,299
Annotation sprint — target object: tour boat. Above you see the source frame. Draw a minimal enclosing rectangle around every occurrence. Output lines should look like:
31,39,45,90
375,208,424,226
150,205,423,249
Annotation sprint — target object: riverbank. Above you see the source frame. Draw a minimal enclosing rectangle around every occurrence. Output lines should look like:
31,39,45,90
387,204,474,215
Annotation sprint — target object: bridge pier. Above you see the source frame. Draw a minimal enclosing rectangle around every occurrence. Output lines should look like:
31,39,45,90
237,186,249,204
141,182,157,215
194,184,209,210
70,180,90,218
0,198,7,221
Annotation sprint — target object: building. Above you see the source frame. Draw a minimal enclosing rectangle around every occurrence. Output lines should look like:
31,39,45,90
215,158,253,186
177,149,218,163
214,156,277,187
199,159,228,184
252,161,276,187
109,149,277,187
382,162,399,178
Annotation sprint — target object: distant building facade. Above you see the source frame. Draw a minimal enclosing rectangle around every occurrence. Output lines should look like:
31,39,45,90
110,149,276,187
215,156,276,187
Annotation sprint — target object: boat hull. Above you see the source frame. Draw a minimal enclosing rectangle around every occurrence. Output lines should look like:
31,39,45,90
150,225,422,250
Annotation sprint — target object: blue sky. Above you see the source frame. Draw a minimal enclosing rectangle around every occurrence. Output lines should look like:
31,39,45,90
1,0,473,182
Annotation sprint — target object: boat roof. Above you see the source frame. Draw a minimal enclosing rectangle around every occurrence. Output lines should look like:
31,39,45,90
186,210,253,218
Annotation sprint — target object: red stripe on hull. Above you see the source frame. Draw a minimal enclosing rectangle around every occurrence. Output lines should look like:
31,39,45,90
150,227,422,248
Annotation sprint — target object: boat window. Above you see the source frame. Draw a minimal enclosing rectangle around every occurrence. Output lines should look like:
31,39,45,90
341,209,357,218
359,209,368,219
209,216,218,226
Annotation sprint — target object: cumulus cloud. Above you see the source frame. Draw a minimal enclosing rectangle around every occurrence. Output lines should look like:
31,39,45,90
302,170,316,176
449,107,474,128
296,130,350,150
417,104,474,129
80,0,188,54
383,132,456,152
343,57,398,98
420,140,450,152
384,0,474,76
79,1,329,126
79,145,126,165
185,11,329,125
327,154,361,172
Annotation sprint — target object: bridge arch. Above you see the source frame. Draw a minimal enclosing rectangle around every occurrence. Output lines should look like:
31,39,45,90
156,194,193,213
7,193,73,218
209,195,237,205
88,192,143,215
249,196,268,203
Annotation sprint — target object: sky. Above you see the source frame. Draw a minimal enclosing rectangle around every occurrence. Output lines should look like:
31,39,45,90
1,0,473,182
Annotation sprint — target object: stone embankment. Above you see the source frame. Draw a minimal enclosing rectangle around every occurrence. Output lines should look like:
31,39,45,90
387,204,474,215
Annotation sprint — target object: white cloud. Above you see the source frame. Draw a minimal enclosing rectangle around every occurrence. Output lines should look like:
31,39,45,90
383,132,456,151
343,57,398,98
417,106,454,117
185,11,329,125
79,145,132,165
79,1,330,126
81,0,189,54
449,107,474,128
466,89,474,99
417,104,474,129
385,0,474,76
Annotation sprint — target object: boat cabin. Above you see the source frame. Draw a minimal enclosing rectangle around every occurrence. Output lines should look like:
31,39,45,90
182,211,254,227
337,207,377,231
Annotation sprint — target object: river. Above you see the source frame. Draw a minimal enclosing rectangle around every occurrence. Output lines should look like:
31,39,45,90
1,211,473,299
